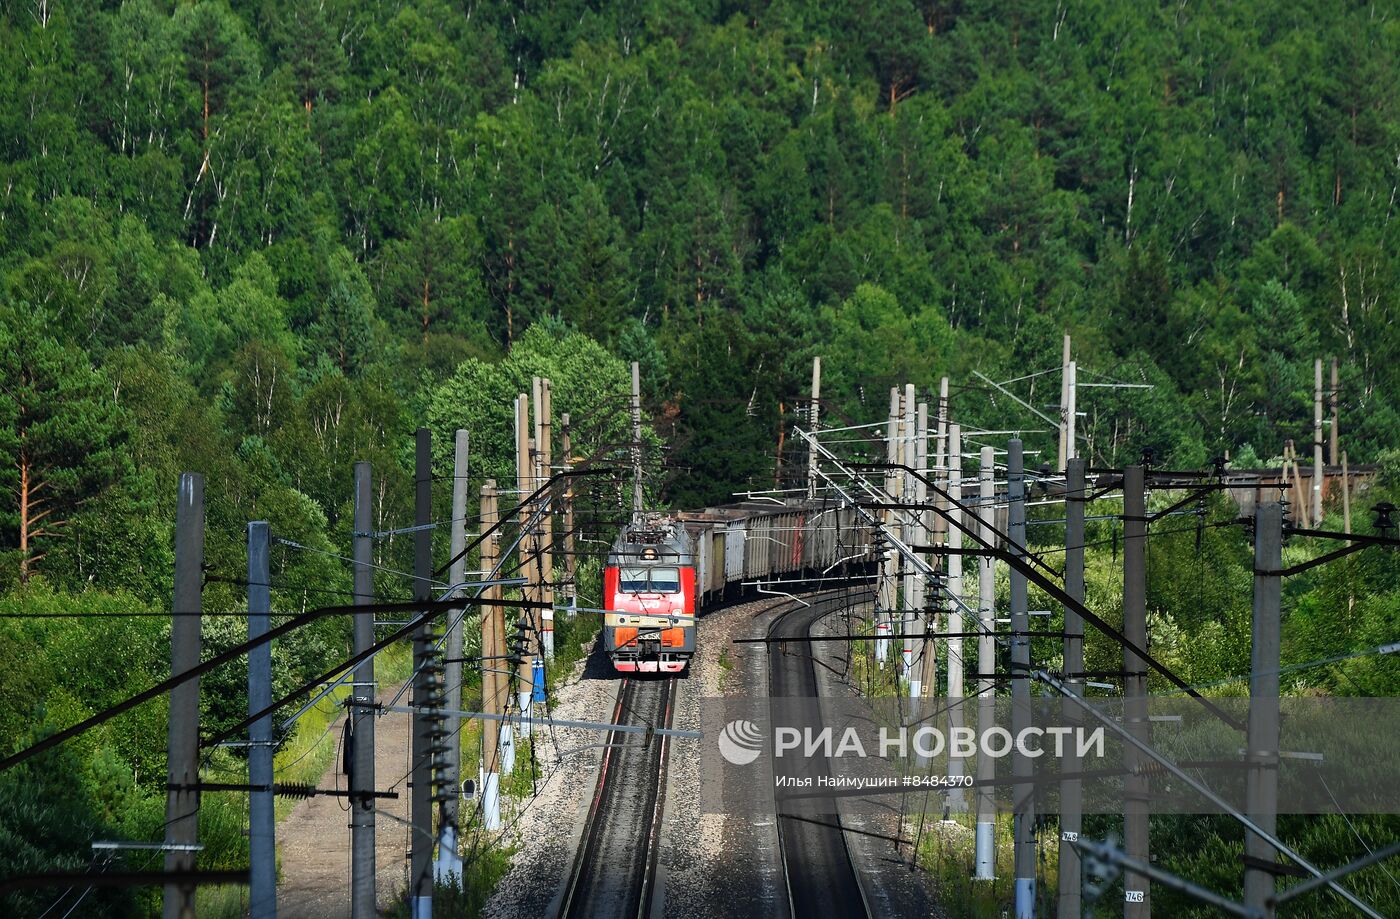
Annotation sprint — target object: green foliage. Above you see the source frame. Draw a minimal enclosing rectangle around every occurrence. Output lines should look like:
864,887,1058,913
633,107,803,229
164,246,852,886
426,322,644,487
4,2,1400,912
0,302,129,582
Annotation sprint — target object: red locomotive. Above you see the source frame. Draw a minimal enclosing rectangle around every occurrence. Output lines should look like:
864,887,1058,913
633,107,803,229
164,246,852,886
601,503,873,674
603,517,696,673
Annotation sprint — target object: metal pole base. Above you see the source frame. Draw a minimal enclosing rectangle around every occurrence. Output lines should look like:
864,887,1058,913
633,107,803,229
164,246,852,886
974,821,996,879
482,771,501,831
1014,877,1036,919
500,724,516,775
434,825,462,885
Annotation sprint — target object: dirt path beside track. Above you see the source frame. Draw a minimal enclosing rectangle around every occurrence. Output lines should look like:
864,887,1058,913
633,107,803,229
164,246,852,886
276,688,413,918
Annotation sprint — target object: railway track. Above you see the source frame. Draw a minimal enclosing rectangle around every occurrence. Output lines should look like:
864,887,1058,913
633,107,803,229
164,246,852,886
768,590,872,919
559,675,677,919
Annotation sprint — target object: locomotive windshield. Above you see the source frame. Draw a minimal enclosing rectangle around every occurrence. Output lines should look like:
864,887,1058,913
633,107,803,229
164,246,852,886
619,567,650,593
618,566,681,593
649,567,680,592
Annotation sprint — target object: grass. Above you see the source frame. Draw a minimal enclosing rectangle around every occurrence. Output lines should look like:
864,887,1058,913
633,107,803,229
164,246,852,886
717,644,733,689
193,641,414,919
500,735,541,799
209,574,600,918
842,611,1067,918
270,641,413,814
382,823,518,919
912,811,1059,918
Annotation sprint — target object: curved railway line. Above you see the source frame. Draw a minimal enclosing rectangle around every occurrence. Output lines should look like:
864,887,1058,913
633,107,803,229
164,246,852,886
558,590,873,919
767,590,872,919
559,675,678,919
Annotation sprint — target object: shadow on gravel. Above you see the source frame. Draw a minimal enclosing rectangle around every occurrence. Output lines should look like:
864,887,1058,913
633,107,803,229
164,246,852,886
579,636,616,681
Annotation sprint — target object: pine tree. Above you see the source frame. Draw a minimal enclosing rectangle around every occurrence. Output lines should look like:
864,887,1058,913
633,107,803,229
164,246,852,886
0,304,127,583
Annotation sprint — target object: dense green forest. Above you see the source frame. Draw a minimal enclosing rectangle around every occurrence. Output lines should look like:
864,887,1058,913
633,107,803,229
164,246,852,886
3,0,1400,915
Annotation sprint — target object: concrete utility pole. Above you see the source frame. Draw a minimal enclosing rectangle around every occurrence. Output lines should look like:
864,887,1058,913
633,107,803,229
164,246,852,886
409,429,435,919
1057,458,1087,919
974,447,996,881
931,385,950,694
631,361,643,522
1007,441,1036,919
1066,359,1077,467
807,356,822,501
164,472,204,919
1123,464,1152,918
514,394,535,732
1244,502,1283,915
560,414,577,611
535,378,555,660
1059,333,1072,472
247,521,275,919
902,383,917,683
1330,357,1340,466
914,402,933,702
945,423,966,801
876,387,899,667
934,377,950,543
480,481,505,828
1314,358,1324,526
350,463,376,919
436,430,469,883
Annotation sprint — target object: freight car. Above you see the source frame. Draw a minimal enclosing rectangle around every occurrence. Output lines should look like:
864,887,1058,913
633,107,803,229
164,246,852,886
602,501,873,673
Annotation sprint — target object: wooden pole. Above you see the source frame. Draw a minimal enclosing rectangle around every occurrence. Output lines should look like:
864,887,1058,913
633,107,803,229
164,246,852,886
480,481,505,825
944,422,965,805
537,378,555,660
876,387,899,667
807,357,822,501
1289,440,1308,526
1342,451,1352,535
915,402,934,701
561,413,577,609
1314,358,1324,525
901,383,917,683
515,393,534,732
631,361,643,522
774,401,786,487
1330,357,1340,466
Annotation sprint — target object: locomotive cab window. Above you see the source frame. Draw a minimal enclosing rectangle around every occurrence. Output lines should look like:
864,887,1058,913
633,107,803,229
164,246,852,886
619,567,651,593
649,567,680,593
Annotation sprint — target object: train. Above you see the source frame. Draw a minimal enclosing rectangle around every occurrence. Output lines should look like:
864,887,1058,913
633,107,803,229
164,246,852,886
602,502,874,673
